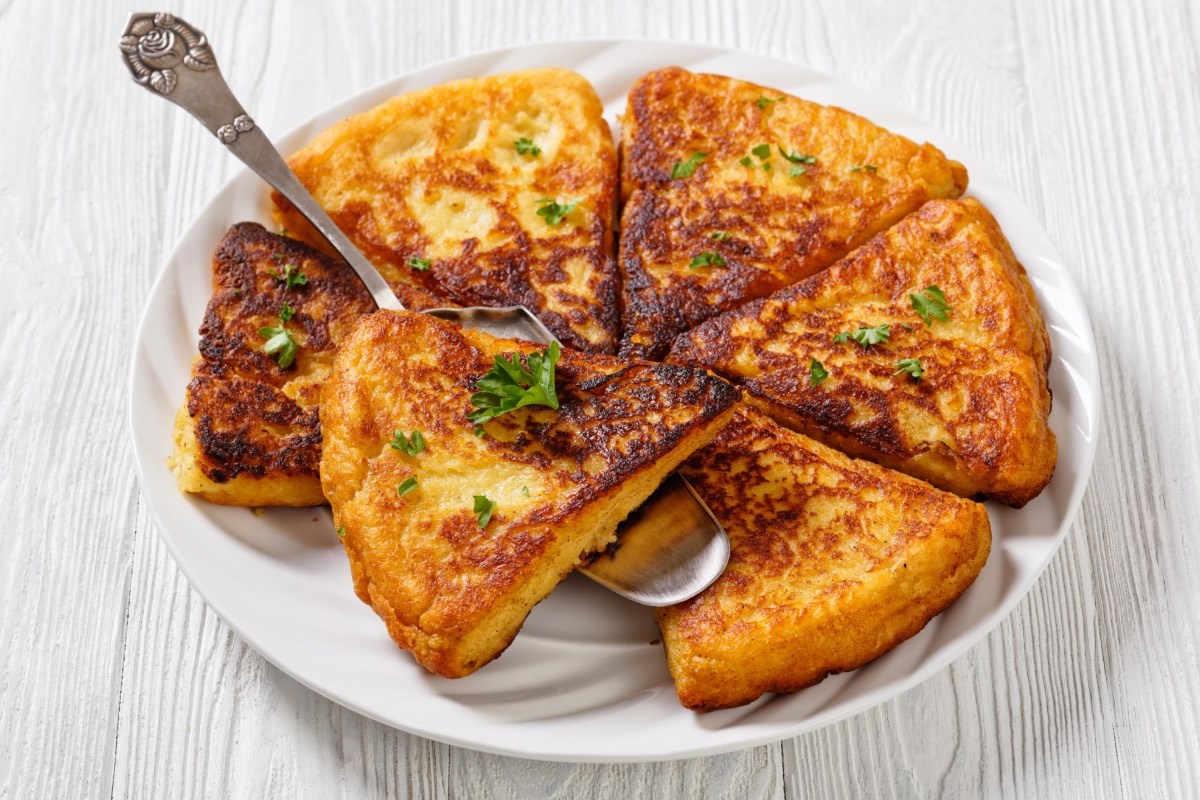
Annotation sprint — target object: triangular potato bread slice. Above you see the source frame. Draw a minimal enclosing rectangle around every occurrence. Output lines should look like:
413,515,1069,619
618,66,969,359
170,223,375,506
658,408,991,711
669,198,1055,507
273,69,621,354
320,310,740,677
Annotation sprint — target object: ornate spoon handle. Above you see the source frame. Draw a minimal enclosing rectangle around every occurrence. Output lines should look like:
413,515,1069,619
118,12,402,312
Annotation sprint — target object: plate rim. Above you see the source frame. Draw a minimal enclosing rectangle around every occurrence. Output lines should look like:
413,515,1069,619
128,37,1101,763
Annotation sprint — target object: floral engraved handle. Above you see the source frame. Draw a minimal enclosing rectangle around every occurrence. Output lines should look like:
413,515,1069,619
119,12,214,95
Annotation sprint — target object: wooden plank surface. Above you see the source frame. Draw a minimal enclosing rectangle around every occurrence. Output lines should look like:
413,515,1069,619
1,0,1196,797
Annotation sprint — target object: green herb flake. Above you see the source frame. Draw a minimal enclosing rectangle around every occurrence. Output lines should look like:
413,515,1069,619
521,486,531,497
396,477,420,497
407,257,432,272
473,495,497,528
515,137,541,156
468,342,561,425
473,425,487,438
848,164,879,173
278,301,296,323
336,525,346,539
270,262,309,289
671,151,707,179
909,285,951,326
738,156,754,168
535,198,578,226
809,358,829,386
755,96,785,110
389,429,427,456
789,164,808,178
688,252,727,269
709,231,730,241
258,326,298,368
832,324,892,348
751,143,772,160
778,147,817,164
894,358,926,382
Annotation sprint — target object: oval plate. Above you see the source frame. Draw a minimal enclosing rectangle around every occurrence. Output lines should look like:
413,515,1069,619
129,40,1099,763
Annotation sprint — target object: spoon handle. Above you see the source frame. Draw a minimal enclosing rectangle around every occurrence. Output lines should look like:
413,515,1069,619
118,12,403,312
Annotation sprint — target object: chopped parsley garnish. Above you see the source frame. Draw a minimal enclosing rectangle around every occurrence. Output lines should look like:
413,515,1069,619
396,477,419,497
389,429,426,456
473,495,496,528
336,525,346,539
688,252,727,269
778,147,817,164
742,144,774,171
738,156,754,168
755,96,785,110
468,342,561,424
751,143,772,160
278,302,296,323
895,358,926,382
901,323,915,331
809,358,829,386
473,425,487,438
270,262,308,289
909,285,951,326
710,231,730,241
535,198,578,226
832,324,892,348
514,137,541,156
521,486,531,497
407,257,431,271
258,325,298,368
848,164,879,173
671,151,707,179
789,164,808,178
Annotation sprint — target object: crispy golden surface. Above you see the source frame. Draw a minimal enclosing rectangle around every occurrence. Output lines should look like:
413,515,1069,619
617,67,969,360
273,69,621,353
659,408,992,711
320,310,739,677
169,223,375,506
670,198,1056,507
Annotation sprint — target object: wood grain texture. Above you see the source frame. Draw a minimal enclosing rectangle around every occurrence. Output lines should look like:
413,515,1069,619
0,0,1196,797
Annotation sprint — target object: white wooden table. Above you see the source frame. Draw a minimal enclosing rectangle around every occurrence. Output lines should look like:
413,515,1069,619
3,0,1198,796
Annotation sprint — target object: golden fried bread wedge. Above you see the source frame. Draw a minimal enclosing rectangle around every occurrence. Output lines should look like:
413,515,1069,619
617,66,969,360
169,223,375,506
670,198,1055,507
273,69,621,353
658,408,992,711
320,310,739,678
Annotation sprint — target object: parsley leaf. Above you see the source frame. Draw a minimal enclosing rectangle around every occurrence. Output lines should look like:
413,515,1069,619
535,198,578,226
279,302,296,323
671,151,707,179
751,143,772,160
789,164,808,178
894,358,926,382
848,164,879,173
468,342,561,424
688,252,727,269
809,358,829,386
832,324,891,348
473,495,496,528
738,156,754,168
407,257,431,271
515,137,541,156
755,96,785,110
909,285,951,326
270,262,308,289
389,429,426,456
778,147,816,164
258,326,298,368
336,526,346,539
396,477,419,497
709,231,730,241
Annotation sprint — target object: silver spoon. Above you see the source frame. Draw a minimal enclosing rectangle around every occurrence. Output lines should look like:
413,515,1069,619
120,12,729,606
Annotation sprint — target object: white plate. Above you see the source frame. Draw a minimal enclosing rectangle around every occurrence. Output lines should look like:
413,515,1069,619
129,40,1099,763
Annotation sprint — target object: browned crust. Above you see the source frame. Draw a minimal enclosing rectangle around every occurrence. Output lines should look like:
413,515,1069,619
658,408,992,711
173,222,376,503
272,69,621,354
320,310,740,676
617,66,969,360
669,198,1056,507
